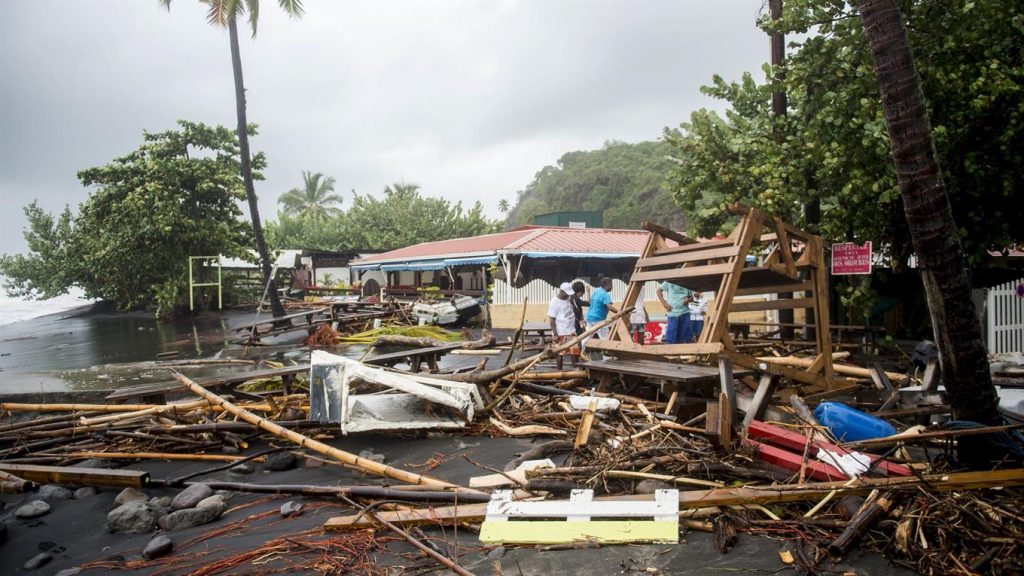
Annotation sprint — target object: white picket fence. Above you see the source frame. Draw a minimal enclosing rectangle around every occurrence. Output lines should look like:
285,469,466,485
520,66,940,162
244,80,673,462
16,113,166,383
492,278,662,306
987,278,1024,354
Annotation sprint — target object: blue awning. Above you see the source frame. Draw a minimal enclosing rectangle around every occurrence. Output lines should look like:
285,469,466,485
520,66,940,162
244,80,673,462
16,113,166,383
379,260,448,272
443,256,498,266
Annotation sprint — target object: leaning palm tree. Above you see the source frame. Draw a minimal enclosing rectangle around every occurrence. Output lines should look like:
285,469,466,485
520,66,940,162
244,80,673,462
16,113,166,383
498,199,510,214
856,0,998,424
159,0,303,319
278,171,344,219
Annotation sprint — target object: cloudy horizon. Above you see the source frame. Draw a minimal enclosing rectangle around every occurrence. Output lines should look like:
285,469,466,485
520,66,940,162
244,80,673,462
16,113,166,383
1,0,771,255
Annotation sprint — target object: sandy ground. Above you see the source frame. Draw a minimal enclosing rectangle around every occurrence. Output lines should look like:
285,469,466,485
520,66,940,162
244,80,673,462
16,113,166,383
0,433,914,576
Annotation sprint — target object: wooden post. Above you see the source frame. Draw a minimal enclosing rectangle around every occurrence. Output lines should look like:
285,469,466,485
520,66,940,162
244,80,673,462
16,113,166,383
718,357,737,425
742,374,780,431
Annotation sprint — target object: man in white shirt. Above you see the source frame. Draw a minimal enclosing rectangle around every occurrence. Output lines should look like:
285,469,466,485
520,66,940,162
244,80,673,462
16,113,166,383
548,282,579,369
687,291,709,342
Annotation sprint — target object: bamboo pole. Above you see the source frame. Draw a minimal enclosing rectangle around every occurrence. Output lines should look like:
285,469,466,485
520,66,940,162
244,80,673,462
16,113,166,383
755,356,906,382
172,372,460,489
1,396,308,414
59,451,266,463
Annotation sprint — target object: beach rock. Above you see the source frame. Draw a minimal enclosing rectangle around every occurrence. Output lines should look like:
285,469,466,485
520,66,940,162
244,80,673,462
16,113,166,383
107,502,157,534
303,457,323,468
221,446,240,455
487,546,506,561
149,496,172,508
23,552,52,570
75,459,118,469
158,495,226,532
54,568,82,576
358,449,386,464
263,452,297,472
114,487,149,506
228,463,254,475
15,500,51,519
635,479,673,494
36,485,74,500
170,483,213,511
74,487,98,499
280,501,303,517
142,535,173,560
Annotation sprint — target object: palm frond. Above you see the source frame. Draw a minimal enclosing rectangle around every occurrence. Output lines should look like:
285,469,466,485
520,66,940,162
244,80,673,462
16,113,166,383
278,0,304,18
158,0,173,11
245,0,260,37
202,0,229,28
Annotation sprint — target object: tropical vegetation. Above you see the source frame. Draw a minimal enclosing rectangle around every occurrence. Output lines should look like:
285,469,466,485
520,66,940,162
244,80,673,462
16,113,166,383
278,171,344,218
0,122,256,317
504,141,683,230
159,0,305,318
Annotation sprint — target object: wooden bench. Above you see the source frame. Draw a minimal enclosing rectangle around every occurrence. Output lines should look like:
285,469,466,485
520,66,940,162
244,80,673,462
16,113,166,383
105,364,310,404
363,343,465,372
582,357,750,420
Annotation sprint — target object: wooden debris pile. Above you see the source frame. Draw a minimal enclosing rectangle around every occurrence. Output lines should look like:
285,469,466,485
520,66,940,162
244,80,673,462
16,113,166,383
2,308,1023,575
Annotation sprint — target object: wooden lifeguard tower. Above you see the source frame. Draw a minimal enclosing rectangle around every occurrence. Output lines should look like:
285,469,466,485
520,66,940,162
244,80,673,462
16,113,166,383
586,204,837,390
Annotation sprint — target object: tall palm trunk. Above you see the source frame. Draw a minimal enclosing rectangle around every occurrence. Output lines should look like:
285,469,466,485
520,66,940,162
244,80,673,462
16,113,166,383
857,0,998,423
228,14,285,318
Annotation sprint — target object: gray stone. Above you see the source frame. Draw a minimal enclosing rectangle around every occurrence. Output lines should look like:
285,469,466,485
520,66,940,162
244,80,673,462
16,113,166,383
170,483,213,511
280,501,303,517
221,446,240,455
358,449,386,464
487,546,506,561
36,485,73,500
149,496,172,508
23,552,52,570
15,500,51,519
158,495,226,532
73,487,98,499
75,458,118,469
54,569,82,576
636,479,673,494
228,463,254,475
263,452,297,471
107,502,157,534
142,535,173,560
114,487,149,506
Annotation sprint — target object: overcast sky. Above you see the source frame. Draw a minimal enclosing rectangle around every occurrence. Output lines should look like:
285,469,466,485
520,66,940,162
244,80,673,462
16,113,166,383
0,0,770,255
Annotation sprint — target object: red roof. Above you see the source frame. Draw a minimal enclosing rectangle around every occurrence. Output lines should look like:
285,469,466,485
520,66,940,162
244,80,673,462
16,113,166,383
354,226,652,265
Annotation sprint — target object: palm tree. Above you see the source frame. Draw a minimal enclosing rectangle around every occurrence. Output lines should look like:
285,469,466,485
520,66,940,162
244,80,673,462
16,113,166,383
856,0,998,424
159,0,303,319
498,199,510,214
278,171,344,218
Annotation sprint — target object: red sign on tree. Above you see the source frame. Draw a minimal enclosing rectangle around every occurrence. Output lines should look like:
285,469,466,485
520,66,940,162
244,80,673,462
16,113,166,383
831,242,872,275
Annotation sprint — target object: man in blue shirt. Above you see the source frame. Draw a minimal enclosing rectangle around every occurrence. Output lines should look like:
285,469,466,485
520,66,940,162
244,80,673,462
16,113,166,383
657,281,693,344
583,277,618,349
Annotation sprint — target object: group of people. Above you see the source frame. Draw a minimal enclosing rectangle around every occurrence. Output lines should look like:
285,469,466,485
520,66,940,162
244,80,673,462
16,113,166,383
546,277,708,369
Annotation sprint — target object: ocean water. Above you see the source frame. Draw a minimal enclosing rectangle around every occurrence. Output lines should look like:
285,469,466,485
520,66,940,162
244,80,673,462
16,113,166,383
0,288,94,326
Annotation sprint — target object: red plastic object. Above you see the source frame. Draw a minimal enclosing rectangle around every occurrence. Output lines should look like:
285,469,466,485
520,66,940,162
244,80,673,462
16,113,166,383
746,420,912,477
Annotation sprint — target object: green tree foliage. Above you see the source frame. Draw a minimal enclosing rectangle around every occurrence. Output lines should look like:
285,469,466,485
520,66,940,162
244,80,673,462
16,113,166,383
277,171,344,218
265,211,348,252
0,121,256,316
343,183,500,251
665,0,1023,265
506,141,683,230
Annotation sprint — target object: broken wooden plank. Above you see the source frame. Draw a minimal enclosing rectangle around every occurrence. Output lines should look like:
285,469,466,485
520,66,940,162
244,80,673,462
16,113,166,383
742,374,780,431
0,463,149,489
